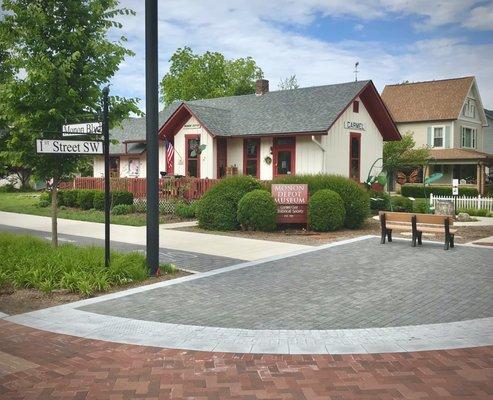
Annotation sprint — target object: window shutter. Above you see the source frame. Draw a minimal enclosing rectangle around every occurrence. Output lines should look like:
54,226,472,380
444,126,451,148
427,127,432,146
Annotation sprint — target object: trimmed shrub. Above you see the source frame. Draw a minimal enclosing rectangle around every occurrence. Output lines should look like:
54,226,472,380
64,190,79,207
272,174,369,229
308,189,345,231
237,190,277,231
111,190,133,207
391,196,413,212
368,189,391,211
413,198,430,214
401,184,478,198
197,175,262,230
77,190,98,210
175,201,197,219
93,191,105,210
38,199,50,208
111,204,134,215
458,207,489,217
39,192,50,204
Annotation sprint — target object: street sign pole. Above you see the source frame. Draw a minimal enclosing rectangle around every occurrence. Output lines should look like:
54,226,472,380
145,0,159,275
102,86,111,269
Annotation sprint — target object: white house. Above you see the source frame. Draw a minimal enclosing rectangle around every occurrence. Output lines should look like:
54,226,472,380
94,79,400,182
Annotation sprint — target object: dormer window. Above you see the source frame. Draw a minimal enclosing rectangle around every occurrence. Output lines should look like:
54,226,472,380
353,100,359,113
463,98,476,118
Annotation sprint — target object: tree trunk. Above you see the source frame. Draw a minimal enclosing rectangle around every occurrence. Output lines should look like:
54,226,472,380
51,177,58,247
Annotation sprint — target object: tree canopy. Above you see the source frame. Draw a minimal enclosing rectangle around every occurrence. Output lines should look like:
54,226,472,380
383,132,429,172
0,0,139,245
161,47,264,105
278,75,299,90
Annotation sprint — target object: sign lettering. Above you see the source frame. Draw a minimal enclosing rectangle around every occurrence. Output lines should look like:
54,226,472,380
62,122,102,136
271,184,308,224
36,139,103,154
344,121,365,131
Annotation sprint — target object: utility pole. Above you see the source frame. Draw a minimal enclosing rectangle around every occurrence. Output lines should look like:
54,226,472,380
102,86,110,269
145,0,159,275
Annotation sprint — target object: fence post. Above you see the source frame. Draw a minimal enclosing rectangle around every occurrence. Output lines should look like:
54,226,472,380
429,193,433,207
478,194,481,209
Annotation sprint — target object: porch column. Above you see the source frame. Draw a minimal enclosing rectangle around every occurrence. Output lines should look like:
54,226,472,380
477,163,485,195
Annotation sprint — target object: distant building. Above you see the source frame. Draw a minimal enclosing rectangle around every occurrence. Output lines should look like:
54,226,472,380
382,76,492,194
94,79,400,183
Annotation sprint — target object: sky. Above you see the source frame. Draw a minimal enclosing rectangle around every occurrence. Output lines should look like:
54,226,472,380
3,1,493,110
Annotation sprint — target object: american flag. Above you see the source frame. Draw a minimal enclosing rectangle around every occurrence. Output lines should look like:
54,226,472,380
165,139,174,173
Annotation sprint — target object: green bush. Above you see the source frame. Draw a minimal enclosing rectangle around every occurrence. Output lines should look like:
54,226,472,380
61,189,79,207
77,189,98,210
391,196,413,212
38,199,50,208
413,198,430,214
197,175,262,230
458,207,489,217
368,189,391,211
39,192,50,204
111,190,133,207
111,204,134,215
0,184,15,192
175,201,197,219
308,189,345,231
271,174,369,229
237,189,277,231
93,191,105,210
401,184,478,198
0,233,149,296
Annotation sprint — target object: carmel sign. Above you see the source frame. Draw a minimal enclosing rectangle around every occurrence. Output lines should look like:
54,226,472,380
271,184,308,224
344,121,365,131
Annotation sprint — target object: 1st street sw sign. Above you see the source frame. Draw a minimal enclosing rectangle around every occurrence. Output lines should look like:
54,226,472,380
36,139,103,154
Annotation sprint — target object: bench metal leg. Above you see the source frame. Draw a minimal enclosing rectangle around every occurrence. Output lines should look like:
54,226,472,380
418,232,422,245
444,235,450,250
387,229,392,242
412,235,417,247
450,235,454,248
381,230,386,244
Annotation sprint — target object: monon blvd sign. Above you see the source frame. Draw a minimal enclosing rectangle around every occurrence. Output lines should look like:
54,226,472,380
271,184,309,224
62,122,102,136
36,139,103,154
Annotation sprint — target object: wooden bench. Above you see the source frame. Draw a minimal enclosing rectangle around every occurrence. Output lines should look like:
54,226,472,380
379,212,457,250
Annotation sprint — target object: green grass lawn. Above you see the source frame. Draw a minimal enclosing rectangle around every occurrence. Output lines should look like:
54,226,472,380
0,192,168,226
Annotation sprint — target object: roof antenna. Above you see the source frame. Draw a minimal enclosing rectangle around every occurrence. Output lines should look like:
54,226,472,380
354,61,359,82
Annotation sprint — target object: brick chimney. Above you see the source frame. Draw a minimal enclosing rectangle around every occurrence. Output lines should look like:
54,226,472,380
255,79,269,96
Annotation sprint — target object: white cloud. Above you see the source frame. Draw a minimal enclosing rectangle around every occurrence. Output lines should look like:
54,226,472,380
354,24,365,31
462,3,493,30
108,0,493,111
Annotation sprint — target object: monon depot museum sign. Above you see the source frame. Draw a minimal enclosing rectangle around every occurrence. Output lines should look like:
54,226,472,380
36,139,103,154
271,184,308,224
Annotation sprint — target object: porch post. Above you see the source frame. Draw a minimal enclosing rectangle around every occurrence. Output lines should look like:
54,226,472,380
477,163,485,195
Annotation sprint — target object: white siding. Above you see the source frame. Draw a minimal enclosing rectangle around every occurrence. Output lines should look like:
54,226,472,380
93,156,104,177
172,116,214,178
227,137,243,171
259,137,273,180
295,136,324,175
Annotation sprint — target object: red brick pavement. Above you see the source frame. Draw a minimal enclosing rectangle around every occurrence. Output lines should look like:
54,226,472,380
0,320,491,399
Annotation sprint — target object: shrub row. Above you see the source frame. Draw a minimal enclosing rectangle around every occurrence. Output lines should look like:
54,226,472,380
401,184,478,198
458,208,493,217
41,189,133,210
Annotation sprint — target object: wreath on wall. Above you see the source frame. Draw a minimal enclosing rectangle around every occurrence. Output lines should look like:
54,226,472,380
264,155,272,165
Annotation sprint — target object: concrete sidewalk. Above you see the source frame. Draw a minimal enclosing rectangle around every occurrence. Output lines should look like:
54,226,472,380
0,211,310,260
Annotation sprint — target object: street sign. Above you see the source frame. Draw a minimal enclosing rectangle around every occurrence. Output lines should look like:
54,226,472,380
36,139,103,154
62,122,102,136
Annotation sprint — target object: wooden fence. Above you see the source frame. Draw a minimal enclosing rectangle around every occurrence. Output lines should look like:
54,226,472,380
59,177,219,201
429,193,493,212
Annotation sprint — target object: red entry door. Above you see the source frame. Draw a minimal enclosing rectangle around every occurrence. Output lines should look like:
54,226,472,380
273,137,295,177
216,138,227,178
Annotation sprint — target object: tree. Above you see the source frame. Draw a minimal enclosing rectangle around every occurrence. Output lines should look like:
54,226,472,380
0,0,140,246
161,47,264,105
278,75,299,90
383,132,430,188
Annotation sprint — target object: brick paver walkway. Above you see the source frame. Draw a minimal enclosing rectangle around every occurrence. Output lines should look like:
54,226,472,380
0,320,491,399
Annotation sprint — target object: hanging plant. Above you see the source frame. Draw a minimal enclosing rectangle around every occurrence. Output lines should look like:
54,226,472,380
264,155,272,165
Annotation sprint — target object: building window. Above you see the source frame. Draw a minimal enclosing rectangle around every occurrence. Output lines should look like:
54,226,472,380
109,157,120,177
349,132,361,182
432,127,444,148
463,98,476,118
461,127,476,149
243,138,260,178
185,135,200,178
353,100,359,113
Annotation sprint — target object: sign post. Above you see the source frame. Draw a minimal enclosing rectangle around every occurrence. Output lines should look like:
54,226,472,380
271,184,309,224
452,178,459,215
145,0,159,276
102,87,110,269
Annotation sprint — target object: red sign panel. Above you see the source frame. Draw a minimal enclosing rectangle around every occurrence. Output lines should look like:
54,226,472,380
271,184,308,224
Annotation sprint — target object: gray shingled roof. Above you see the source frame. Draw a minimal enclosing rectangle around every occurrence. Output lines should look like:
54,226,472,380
108,80,369,153
485,109,493,120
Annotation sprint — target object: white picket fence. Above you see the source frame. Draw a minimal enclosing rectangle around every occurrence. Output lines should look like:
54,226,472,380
429,193,493,212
